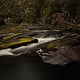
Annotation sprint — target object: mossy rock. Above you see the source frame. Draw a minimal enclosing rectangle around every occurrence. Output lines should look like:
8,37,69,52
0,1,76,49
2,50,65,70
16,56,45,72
37,40,59,51
43,40,61,52
46,41,57,49
0,37,38,49
3,33,21,40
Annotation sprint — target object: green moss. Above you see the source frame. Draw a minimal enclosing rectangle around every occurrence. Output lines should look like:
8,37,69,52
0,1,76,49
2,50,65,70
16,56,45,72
3,33,21,40
46,41,57,49
20,22,32,26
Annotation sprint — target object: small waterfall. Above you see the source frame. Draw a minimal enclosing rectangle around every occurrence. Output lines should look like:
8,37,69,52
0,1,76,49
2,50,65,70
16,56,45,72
11,37,56,55
0,37,56,56
0,48,14,56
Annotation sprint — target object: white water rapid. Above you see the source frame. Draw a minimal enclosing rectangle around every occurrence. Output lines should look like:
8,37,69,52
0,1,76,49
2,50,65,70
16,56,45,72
0,37,56,56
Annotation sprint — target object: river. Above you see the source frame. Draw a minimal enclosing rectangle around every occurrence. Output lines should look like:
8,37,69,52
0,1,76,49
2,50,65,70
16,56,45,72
0,29,66,56
0,37,56,56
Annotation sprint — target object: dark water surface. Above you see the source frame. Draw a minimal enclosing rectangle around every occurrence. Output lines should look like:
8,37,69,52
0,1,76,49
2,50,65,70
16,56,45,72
0,55,80,80
0,55,63,80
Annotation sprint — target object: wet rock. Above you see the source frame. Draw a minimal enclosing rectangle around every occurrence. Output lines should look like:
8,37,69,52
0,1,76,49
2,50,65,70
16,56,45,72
36,36,80,65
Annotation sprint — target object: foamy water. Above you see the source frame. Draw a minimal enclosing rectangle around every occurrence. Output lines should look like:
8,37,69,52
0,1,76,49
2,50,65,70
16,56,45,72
0,48,13,56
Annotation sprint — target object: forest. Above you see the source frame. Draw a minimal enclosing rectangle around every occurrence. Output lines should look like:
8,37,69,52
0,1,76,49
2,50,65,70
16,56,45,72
0,0,80,30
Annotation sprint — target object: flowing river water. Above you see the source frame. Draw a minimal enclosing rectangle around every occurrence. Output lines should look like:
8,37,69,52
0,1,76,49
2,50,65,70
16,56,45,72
0,37,56,56
0,30,67,56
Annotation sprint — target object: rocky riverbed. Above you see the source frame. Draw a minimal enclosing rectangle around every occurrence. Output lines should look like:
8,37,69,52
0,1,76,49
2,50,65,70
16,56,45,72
0,29,80,65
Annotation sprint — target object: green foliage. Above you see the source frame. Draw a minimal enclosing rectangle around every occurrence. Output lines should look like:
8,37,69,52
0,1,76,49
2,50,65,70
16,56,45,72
0,0,62,25
0,0,80,25
42,0,62,24
64,0,80,19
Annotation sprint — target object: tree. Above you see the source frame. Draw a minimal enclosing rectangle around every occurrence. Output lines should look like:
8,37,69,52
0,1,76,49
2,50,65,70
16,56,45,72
64,0,77,19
